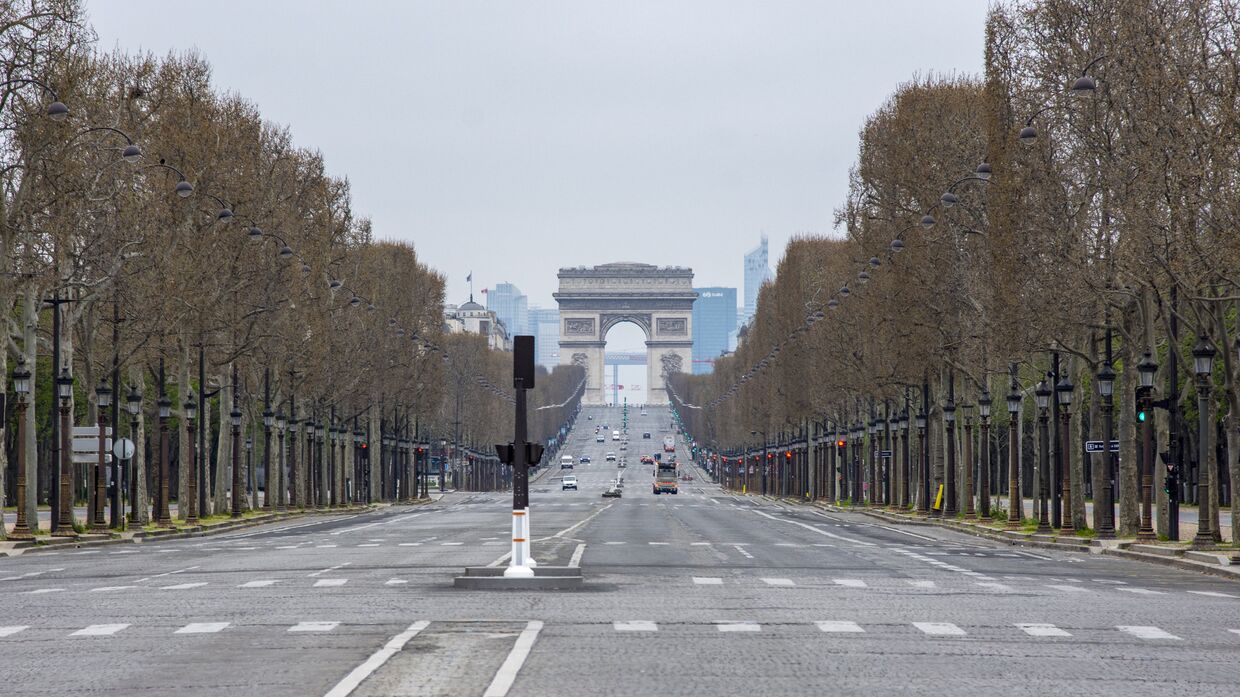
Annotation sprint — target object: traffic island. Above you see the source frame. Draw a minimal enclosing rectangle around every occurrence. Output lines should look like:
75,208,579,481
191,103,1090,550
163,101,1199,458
453,565,584,590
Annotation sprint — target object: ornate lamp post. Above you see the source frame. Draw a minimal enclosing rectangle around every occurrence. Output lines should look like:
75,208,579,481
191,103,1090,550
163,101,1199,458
276,413,288,512
1034,379,1053,533
306,420,318,507
156,392,172,527
287,413,299,508
1191,339,1216,549
916,410,928,513
1096,362,1116,537
962,402,975,519
126,387,142,523
977,390,992,519
1055,377,1075,531
943,395,957,518
52,367,76,537
1006,381,1023,527
261,407,274,510
230,405,243,518
92,379,112,531
184,394,198,524
1136,353,1158,540
8,359,34,539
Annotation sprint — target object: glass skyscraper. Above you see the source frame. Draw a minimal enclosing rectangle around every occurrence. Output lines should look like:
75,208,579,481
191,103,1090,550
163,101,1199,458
742,235,773,326
487,282,529,338
692,286,737,374
528,306,561,368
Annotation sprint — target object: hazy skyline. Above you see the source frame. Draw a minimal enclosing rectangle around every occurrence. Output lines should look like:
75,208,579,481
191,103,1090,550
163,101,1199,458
87,1,986,309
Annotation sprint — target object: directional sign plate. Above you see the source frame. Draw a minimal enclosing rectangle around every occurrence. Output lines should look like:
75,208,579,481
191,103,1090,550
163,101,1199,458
1085,440,1120,453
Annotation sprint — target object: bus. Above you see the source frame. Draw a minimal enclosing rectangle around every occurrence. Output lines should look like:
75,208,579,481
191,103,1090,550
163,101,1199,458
653,460,678,495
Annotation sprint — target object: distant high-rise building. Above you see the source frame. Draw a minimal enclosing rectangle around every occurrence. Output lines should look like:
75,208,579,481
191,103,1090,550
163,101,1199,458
742,235,774,325
692,287,737,375
528,307,561,369
487,282,529,337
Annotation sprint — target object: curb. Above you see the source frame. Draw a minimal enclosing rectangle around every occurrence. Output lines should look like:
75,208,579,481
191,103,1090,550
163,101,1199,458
1,503,396,557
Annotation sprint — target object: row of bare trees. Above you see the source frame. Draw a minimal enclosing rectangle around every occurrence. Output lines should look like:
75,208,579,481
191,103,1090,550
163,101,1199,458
672,0,1240,543
0,0,581,536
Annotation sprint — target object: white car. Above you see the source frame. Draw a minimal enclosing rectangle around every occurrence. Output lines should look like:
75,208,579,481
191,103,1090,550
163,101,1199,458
596,435,605,443
606,452,617,461
562,475,578,491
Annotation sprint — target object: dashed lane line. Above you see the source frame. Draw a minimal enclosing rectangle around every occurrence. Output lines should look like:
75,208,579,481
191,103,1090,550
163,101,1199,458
176,622,230,634
816,621,864,633
1119,625,1182,640
323,621,430,697
72,623,129,636
1017,623,1071,637
483,620,543,697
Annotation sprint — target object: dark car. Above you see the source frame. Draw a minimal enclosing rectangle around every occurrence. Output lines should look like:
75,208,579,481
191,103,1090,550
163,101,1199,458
579,455,591,464
642,432,651,439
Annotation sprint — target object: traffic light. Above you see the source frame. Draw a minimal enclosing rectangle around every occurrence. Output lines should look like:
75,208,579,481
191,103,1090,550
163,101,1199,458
785,450,792,460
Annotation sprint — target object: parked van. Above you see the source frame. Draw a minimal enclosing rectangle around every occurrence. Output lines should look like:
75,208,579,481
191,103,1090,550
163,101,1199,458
560,455,574,469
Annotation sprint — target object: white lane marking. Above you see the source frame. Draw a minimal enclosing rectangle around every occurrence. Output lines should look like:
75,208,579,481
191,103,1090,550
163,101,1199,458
648,542,670,546
486,552,512,568
833,579,867,588
976,582,1014,592
762,578,795,587
569,543,587,568
1118,625,1181,640
329,518,387,536
716,622,761,632
483,620,543,697
732,545,754,559
1116,587,1165,595
1228,629,1240,637
0,568,66,582
308,562,352,578
751,509,876,546
322,621,430,697
290,621,339,632
176,622,230,634
239,580,280,588
1017,551,1052,560
316,545,339,549
1016,623,1071,637
693,577,723,585
358,544,380,548
385,579,408,586
774,543,799,547
913,622,965,636
1046,584,1089,593
1092,579,1127,585
161,582,208,590
441,542,464,546
135,565,200,583
89,585,137,592
27,588,65,594
552,502,614,539
907,580,936,588
816,621,864,633
314,579,348,587
614,621,657,632
398,543,420,547
1187,590,1238,599
868,524,937,541
0,625,29,637
72,623,130,636
690,542,712,546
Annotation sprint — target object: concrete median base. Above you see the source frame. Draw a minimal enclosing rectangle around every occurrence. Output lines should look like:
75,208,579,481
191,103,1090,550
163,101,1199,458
453,565,584,590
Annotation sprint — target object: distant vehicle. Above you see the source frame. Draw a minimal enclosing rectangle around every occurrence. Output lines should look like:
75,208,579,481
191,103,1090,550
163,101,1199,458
653,453,662,462
606,452,617,461
640,411,647,416
596,435,605,443
579,455,591,464
602,486,621,498
560,455,574,470
588,415,593,420
653,461,678,495
663,435,675,453
562,475,578,491
643,432,651,439
640,455,653,464
618,460,626,468
612,430,620,441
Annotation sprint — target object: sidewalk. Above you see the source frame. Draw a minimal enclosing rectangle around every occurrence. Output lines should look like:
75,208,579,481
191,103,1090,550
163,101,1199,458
1005,497,1233,542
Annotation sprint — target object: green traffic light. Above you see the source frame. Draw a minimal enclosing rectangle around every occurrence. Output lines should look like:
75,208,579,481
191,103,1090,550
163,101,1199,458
1137,410,1147,422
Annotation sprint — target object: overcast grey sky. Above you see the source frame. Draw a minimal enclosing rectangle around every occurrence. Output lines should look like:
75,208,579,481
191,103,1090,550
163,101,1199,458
88,0,986,315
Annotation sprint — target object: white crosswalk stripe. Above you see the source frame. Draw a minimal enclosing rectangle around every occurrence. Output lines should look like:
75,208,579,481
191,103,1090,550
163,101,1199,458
833,579,866,588
976,582,1014,592
1187,590,1238,599
1016,623,1071,637
717,622,760,632
906,580,936,588
913,622,965,636
1118,625,1181,640
161,582,208,590
692,577,723,585
289,621,339,632
239,580,280,588
0,626,29,637
314,579,348,587
73,623,129,636
175,622,230,634
1116,587,1165,595
89,585,137,592
614,621,658,631
761,578,794,587
1046,584,1089,593
816,621,864,633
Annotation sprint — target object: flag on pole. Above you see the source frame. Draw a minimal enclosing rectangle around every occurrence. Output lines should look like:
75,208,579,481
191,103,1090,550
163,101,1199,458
466,272,472,282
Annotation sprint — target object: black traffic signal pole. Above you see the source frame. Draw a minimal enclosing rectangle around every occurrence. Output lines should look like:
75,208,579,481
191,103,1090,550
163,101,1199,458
496,336,543,576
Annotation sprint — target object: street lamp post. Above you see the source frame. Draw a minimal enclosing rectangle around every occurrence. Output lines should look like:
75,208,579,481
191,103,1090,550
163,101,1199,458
1056,377,1075,532
156,389,172,527
126,387,142,523
276,413,287,512
978,390,992,519
1035,379,1052,533
262,405,274,510
230,404,243,518
962,402,975,519
943,395,957,518
184,394,198,525
92,379,112,531
52,367,76,537
288,414,299,508
1007,371,1023,527
899,411,910,508
8,359,34,539
1137,353,1158,540
1191,339,1216,549
916,410,928,513
1096,362,1116,537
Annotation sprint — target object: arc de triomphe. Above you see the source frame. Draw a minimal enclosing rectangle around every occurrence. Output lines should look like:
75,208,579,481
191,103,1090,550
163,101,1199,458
555,263,697,405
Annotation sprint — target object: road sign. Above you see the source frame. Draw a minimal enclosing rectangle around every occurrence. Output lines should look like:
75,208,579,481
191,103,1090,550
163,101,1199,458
71,425,113,464
1085,440,1119,453
113,437,135,461
880,450,893,458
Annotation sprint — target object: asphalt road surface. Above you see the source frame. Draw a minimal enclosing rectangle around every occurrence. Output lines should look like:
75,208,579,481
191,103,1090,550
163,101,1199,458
3,405,1239,696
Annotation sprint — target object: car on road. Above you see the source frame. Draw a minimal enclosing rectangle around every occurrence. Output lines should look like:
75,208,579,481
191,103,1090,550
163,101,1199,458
643,432,651,439
605,452,617,461
587,415,593,420
602,486,621,498
618,460,626,468
562,475,578,491
640,455,653,464
612,430,620,441
579,455,591,464
560,455,574,469
596,435,604,442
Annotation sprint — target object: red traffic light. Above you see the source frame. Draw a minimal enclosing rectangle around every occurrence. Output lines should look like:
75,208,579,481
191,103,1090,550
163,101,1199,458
785,450,792,459
836,439,846,448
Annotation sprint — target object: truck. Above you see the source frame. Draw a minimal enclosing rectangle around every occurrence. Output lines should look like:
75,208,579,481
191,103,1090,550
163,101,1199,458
653,461,678,495
663,435,675,453
612,430,621,441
